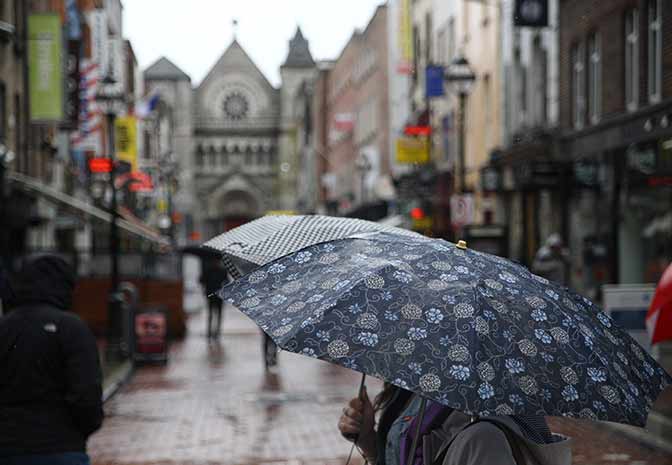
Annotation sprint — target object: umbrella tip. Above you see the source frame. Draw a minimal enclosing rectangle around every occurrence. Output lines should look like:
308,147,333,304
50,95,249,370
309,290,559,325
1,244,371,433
456,240,468,250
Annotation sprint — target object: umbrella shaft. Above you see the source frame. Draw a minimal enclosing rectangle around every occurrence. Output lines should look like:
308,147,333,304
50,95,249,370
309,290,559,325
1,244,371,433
406,397,427,465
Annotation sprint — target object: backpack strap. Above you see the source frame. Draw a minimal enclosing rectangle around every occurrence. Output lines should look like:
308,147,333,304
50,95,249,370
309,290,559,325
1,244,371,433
430,418,532,465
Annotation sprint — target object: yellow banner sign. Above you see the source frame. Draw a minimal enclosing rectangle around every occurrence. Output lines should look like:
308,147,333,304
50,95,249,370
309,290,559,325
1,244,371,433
398,0,414,74
115,116,138,171
396,137,430,164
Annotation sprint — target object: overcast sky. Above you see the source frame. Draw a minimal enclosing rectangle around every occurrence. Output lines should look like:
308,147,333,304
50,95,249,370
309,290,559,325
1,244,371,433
123,0,384,87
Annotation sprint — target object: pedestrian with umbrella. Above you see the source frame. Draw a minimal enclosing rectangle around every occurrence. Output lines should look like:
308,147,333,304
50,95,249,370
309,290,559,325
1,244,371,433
179,245,230,339
219,230,671,465
199,257,229,340
204,214,421,368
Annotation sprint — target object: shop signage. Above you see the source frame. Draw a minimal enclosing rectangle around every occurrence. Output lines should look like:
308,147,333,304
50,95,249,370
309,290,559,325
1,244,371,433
513,162,561,189
573,159,599,188
88,157,112,173
115,116,138,172
514,0,549,27
481,166,501,192
28,14,63,122
627,143,657,175
63,40,80,128
396,136,430,164
426,65,445,98
405,126,432,136
397,0,414,74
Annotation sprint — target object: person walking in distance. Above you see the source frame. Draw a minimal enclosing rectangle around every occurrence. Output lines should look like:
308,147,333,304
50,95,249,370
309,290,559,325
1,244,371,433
200,258,229,339
0,255,104,465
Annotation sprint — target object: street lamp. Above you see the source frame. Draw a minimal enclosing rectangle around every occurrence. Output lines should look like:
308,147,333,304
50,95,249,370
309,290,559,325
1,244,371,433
95,71,126,361
445,57,476,192
355,154,372,205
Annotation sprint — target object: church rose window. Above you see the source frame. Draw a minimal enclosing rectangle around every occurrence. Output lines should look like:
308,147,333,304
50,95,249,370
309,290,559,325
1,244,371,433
223,91,250,120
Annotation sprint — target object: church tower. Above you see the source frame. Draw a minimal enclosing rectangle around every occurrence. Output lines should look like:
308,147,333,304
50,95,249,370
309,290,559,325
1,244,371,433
278,28,317,211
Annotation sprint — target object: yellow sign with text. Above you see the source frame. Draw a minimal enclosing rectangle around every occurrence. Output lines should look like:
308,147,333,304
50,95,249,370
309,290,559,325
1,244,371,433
396,137,430,164
115,116,138,172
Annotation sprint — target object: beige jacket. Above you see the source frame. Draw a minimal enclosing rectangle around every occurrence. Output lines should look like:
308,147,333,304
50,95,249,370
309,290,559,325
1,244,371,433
422,411,572,465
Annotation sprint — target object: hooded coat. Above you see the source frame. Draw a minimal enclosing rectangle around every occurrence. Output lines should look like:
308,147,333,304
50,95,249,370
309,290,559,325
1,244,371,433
0,256,104,457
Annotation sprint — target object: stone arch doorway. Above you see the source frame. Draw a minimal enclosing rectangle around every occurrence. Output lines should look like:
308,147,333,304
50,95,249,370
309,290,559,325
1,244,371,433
216,189,260,232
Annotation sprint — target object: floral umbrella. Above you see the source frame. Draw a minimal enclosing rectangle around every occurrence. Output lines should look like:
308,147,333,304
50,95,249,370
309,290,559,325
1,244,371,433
221,232,671,427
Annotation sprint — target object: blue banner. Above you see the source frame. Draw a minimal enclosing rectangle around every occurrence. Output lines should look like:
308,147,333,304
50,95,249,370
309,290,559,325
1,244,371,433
426,65,445,98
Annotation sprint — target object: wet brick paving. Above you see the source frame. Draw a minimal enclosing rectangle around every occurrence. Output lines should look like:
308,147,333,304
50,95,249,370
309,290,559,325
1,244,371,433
90,307,672,465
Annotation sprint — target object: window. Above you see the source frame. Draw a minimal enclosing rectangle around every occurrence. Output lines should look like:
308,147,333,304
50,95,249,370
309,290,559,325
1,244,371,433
531,36,548,125
425,12,433,63
648,0,662,103
0,82,5,144
625,9,639,111
572,42,586,129
514,48,527,127
588,32,601,124
412,25,420,83
437,27,446,65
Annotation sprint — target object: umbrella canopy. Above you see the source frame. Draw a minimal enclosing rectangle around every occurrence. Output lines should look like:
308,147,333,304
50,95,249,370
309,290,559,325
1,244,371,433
222,232,671,427
646,263,672,345
204,215,421,277
179,245,222,259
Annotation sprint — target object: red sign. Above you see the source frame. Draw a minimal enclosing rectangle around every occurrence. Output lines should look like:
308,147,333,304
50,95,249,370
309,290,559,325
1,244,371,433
88,157,112,173
411,207,426,220
404,126,432,137
135,312,167,354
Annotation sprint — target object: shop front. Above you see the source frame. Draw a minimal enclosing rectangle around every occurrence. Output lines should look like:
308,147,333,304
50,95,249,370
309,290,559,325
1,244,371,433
484,132,566,267
563,102,672,300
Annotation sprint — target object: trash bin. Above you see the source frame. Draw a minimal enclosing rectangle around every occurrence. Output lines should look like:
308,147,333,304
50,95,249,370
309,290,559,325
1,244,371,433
133,305,169,365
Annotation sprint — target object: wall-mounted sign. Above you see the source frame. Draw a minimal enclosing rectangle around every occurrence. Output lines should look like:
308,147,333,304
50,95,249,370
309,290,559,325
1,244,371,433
115,116,138,172
28,14,63,122
481,166,502,192
451,194,475,229
514,0,549,28
426,65,445,98
396,137,430,164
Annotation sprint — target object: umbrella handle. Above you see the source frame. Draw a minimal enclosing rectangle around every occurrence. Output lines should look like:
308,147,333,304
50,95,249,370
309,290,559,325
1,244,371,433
343,373,367,443
405,396,427,465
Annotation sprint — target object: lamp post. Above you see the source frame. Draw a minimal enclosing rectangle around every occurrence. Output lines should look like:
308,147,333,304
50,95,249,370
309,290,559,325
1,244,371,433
355,153,372,205
96,71,126,360
445,57,476,193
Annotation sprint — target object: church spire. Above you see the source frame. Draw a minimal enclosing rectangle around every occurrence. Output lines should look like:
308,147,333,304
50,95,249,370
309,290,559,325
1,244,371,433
282,26,315,68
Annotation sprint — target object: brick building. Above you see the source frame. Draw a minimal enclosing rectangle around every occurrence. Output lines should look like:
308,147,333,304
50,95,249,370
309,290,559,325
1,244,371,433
319,5,392,218
559,0,672,298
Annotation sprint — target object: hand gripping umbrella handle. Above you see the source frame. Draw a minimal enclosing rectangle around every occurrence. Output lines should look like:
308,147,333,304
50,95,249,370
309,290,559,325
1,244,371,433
343,373,367,443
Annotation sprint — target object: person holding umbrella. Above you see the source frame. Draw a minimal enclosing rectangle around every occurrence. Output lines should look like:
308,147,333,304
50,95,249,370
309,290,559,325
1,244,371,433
338,385,568,465
221,230,671,465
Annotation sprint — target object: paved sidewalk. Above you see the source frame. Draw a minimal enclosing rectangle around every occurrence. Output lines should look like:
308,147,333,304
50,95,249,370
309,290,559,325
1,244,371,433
90,306,372,465
90,306,672,465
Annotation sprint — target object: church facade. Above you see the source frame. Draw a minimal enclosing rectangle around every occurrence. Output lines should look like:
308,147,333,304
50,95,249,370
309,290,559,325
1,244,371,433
143,29,316,241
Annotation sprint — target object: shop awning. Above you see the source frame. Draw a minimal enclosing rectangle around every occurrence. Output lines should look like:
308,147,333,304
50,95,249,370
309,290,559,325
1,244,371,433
7,172,170,246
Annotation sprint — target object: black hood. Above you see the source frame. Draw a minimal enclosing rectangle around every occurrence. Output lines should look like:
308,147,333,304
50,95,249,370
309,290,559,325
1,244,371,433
11,255,75,311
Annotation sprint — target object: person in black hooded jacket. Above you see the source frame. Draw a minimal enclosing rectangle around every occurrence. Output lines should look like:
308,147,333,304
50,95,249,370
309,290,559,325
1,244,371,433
0,255,104,465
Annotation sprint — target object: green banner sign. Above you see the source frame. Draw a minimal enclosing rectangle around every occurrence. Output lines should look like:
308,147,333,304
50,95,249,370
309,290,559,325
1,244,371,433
29,14,63,122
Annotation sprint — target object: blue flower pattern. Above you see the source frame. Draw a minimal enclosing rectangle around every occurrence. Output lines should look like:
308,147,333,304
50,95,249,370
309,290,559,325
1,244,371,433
222,233,671,426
